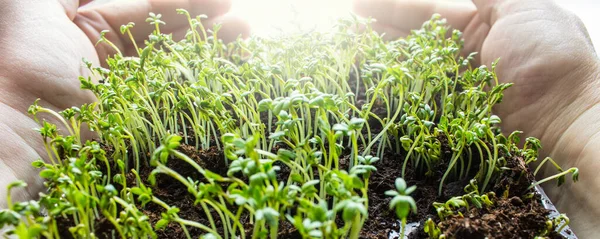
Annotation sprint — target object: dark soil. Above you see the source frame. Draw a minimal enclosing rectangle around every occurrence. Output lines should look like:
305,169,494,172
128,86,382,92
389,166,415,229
436,195,564,239
140,144,228,238
53,136,564,239
405,154,566,239
54,125,566,239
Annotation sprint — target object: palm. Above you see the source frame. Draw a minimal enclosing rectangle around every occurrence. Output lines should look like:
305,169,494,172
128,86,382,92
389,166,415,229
0,1,95,207
0,0,247,206
354,0,600,237
473,2,597,141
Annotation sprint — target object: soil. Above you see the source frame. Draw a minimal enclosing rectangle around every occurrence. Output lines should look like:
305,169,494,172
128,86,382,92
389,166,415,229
54,133,565,239
434,195,564,239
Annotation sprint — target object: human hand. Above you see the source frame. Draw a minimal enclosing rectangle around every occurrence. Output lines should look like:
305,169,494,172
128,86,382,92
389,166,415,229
0,0,248,207
353,0,600,236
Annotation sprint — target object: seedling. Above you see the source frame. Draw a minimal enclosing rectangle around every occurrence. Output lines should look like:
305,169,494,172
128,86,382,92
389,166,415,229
386,178,417,239
0,12,578,239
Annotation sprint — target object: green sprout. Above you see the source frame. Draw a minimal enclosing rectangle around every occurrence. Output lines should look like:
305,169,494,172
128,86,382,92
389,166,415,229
385,178,417,239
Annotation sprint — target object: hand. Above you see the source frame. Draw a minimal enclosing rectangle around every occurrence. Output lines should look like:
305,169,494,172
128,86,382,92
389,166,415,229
0,0,248,207
353,0,600,236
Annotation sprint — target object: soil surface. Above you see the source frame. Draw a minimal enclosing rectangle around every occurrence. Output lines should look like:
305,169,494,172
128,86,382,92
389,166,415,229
54,134,565,239
435,195,564,239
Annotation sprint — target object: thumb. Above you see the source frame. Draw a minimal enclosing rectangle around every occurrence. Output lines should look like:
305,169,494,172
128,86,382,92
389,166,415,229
471,0,522,25
75,0,249,63
473,0,564,26
78,0,233,40
471,0,595,63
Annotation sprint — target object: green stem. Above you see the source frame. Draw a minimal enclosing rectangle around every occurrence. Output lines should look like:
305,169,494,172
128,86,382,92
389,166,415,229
527,168,577,190
439,143,463,195
400,218,407,239
349,214,363,239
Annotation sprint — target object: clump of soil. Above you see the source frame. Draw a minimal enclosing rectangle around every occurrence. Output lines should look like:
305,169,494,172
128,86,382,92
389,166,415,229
436,195,563,239
405,155,565,239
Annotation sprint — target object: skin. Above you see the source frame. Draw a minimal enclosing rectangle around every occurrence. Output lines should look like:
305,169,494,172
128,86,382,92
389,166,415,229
0,0,248,206
1,0,598,237
353,0,600,237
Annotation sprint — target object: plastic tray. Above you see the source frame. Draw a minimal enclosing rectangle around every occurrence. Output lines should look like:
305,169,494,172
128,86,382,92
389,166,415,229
389,185,577,238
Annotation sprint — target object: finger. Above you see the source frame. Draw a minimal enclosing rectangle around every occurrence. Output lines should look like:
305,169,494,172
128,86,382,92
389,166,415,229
122,14,250,56
74,0,247,63
352,0,488,64
472,0,591,30
169,14,250,43
80,0,233,40
353,0,477,35
0,105,48,207
471,0,594,46
57,0,94,20
471,0,595,62
368,23,410,41
472,0,538,26
58,0,79,20
80,0,93,6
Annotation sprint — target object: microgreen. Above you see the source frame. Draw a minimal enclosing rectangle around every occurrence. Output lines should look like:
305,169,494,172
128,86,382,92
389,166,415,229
385,178,417,239
0,12,578,239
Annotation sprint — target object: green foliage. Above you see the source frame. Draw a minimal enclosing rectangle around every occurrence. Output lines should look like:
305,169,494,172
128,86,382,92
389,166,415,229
0,12,577,239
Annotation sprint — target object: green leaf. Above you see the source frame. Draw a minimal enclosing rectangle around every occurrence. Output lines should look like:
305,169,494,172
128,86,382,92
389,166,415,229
395,178,407,192
269,131,286,140
399,136,413,151
31,160,45,168
348,117,366,130
155,218,170,230
290,173,304,184
341,200,366,222
140,44,153,69
167,207,180,215
166,135,182,149
201,233,219,239
130,187,144,195
75,192,87,206
405,185,417,195
508,131,523,144
250,173,268,185
176,9,189,15
39,169,55,179
7,181,27,193
255,208,280,226
277,149,296,162
222,133,236,143
488,115,501,124
258,99,273,112
113,174,124,185
332,123,348,133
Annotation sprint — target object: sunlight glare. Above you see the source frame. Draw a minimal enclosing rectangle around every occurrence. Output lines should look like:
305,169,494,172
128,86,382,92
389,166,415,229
231,0,353,37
